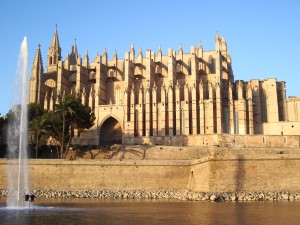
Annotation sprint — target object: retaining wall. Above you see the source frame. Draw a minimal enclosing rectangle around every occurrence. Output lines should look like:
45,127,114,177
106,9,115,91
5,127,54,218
1,152,300,193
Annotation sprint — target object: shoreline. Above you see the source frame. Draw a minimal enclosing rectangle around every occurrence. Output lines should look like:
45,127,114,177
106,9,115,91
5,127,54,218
1,189,300,202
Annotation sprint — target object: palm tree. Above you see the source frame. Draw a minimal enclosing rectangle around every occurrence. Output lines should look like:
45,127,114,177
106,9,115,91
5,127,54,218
54,95,75,159
29,114,51,159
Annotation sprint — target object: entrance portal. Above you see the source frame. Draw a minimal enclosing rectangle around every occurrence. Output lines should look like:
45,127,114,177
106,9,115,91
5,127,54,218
100,117,122,146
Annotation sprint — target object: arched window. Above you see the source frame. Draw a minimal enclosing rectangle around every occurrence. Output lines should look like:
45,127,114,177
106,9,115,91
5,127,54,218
49,56,53,65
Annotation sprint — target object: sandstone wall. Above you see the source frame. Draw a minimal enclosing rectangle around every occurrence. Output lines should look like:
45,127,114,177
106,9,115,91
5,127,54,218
1,153,300,193
190,154,300,192
0,159,190,191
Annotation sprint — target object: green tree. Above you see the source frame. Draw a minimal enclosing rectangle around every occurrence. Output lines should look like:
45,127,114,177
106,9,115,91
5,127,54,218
62,96,95,158
44,111,63,159
28,103,45,122
29,113,51,159
54,95,75,159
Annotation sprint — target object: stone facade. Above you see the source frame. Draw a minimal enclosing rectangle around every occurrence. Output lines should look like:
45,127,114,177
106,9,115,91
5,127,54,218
29,29,300,146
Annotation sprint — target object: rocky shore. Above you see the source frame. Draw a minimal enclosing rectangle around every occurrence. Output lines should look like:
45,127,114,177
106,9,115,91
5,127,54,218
1,189,300,202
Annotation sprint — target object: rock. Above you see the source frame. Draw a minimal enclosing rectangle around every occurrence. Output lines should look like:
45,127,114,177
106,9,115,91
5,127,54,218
282,194,289,200
258,193,265,201
294,195,300,200
210,194,217,201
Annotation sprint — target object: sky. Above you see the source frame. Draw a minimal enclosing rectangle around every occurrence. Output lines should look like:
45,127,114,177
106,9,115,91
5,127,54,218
0,0,299,115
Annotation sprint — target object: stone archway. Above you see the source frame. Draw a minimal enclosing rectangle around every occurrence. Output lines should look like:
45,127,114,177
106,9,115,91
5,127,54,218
99,116,122,146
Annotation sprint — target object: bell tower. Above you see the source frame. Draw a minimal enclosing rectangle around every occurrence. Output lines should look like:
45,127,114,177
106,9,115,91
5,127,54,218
47,26,61,71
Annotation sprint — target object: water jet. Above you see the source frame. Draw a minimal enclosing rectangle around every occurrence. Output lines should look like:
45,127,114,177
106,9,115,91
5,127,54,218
6,37,30,208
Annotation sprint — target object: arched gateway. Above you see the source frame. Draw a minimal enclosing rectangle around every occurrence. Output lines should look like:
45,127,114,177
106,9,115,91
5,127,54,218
99,116,122,146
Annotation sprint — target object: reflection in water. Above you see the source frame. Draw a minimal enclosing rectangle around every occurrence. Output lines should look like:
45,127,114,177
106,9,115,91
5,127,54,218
1,198,300,225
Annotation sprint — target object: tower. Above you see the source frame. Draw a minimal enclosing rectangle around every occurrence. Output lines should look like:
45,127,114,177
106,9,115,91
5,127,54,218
47,27,61,71
29,43,43,103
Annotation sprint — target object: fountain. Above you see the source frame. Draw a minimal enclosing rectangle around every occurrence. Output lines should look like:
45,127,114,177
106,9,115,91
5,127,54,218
6,37,30,208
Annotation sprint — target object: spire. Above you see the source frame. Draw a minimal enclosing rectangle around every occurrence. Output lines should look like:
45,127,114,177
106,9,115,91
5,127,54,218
103,48,107,56
47,26,61,66
215,32,221,52
84,50,89,66
157,44,162,59
102,48,107,64
50,28,61,53
221,35,226,43
178,43,183,55
73,38,78,56
197,41,203,58
221,35,228,54
131,43,135,55
29,43,44,103
138,47,143,58
198,41,202,50
113,49,118,60
215,32,220,42
68,39,79,65
32,43,43,70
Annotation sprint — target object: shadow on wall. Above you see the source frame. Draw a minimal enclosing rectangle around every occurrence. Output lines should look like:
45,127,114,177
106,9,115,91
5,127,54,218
235,154,245,225
236,155,245,192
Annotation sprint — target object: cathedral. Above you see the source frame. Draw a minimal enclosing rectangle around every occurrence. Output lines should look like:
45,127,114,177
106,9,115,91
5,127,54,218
29,29,300,147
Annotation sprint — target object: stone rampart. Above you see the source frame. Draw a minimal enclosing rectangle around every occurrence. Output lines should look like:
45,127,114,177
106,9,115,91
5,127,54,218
190,154,300,192
1,150,300,196
0,159,190,191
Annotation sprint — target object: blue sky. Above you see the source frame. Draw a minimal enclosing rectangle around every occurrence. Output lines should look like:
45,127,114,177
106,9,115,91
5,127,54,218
0,0,299,115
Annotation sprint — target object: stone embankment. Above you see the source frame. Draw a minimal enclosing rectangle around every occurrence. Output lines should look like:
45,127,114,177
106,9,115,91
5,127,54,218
1,189,300,202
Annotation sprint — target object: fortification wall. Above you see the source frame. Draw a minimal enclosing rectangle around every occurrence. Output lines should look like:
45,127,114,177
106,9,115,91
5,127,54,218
190,154,300,192
1,152,300,193
0,159,190,191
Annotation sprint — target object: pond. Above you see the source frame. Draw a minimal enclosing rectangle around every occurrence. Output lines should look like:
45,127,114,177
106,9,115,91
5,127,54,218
1,198,300,225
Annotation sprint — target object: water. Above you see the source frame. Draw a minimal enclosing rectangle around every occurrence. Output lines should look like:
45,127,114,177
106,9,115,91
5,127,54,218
7,37,30,207
1,198,300,225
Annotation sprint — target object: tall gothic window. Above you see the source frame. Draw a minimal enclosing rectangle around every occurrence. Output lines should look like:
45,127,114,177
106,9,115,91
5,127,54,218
115,87,121,105
181,109,185,135
223,107,229,133
261,90,267,122
208,56,215,74
234,109,239,134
